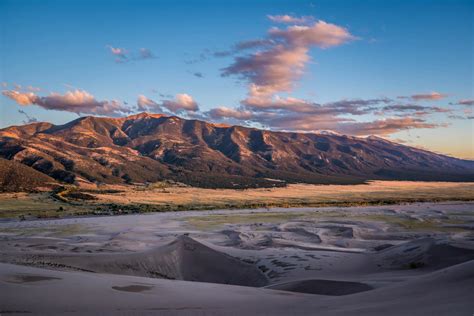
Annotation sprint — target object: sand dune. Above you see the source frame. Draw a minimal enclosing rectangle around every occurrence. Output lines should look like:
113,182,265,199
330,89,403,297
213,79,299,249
375,237,474,270
2,235,268,287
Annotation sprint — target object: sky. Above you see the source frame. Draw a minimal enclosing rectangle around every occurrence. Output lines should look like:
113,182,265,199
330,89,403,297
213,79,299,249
0,0,473,159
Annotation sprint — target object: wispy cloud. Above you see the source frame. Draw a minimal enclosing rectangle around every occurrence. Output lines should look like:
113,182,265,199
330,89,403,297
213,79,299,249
455,99,474,106
107,45,129,63
202,96,449,136
107,45,156,63
267,14,312,24
18,109,38,124
398,92,448,101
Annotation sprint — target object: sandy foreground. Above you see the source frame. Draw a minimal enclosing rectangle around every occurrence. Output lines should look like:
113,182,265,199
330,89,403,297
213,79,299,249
1,202,474,314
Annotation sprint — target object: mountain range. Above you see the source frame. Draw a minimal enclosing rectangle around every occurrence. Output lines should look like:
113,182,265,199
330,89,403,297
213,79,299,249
1,112,473,189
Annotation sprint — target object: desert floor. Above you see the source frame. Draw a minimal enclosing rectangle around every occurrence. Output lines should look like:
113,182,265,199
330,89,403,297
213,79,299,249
1,200,474,315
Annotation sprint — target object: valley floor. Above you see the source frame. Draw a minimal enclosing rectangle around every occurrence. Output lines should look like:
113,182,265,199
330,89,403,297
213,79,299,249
1,180,473,219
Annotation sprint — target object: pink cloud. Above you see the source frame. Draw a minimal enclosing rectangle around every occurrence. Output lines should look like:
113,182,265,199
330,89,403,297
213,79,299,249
135,93,199,114
137,95,161,112
107,45,128,62
398,92,448,101
162,93,199,113
207,107,253,120
269,21,356,48
254,113,440,136
336,117,441,136
222,20,355,102
457,99,474,106
2,89,130,116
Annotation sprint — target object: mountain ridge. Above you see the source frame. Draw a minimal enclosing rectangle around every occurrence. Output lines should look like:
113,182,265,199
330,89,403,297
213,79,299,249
1,112,473,189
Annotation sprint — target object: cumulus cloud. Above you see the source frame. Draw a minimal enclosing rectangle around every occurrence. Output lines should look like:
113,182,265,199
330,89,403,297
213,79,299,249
3,89,130,116
222,20,355,102
137,95,162,112
398,92,448,101
269,21,356,48
136,93,199,114
267,14,311,24
162,94,199,112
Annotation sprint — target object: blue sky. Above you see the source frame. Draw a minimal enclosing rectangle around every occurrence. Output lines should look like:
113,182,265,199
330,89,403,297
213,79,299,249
1,0,473,158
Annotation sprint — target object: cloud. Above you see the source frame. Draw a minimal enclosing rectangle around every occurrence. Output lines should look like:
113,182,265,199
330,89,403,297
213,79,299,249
207,107,253,120
3,89,130,116
456,99,474,106
336,117,441,136
26,86,41,92
223,45,310,99
193,72,204,78
381,104,450,114
255,113,440,136
267,14,312,24
184,50,210,64
137,95,161,112
107,45,156,63
448,108,474,120
203,94,450,137
107,45,128,63
222,20,355,100
2,90,37,105
269,21,356,48
138,48,155,59
162,94,199,113
18,109,38,124
136,93,199,114
243,95,390,115
398,92,448,101
448,114,474,120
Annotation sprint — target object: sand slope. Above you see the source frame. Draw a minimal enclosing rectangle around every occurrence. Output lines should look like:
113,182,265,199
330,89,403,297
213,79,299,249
1,260,473,315
3,235,267,287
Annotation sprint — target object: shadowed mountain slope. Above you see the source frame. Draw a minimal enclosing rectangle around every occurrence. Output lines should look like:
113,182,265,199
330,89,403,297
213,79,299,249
1,112,473,188
0,158,57,192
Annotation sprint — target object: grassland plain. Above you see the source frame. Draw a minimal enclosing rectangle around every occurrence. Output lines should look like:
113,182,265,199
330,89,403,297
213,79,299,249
0,181,473,220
